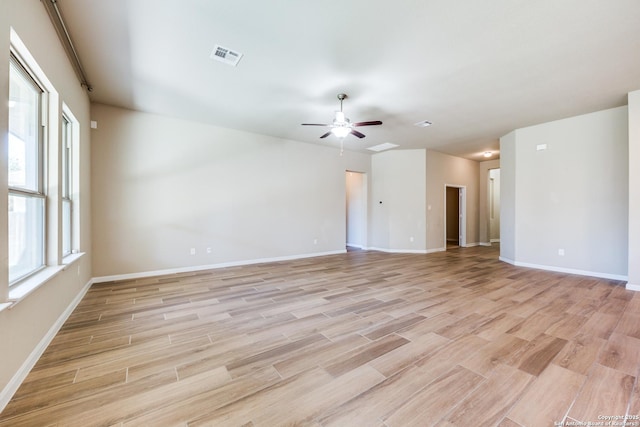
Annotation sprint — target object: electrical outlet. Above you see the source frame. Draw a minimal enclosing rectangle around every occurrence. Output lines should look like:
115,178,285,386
409,236,414,242
558,249,565,256
206,247,212,254
190,248,196,255
313,239,318,245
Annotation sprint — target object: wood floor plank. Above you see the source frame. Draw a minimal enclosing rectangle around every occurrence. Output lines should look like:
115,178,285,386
318,364,444,426
443,363,534,426
553,332,607,375
120,366,274,427
383,365,485,426
273,333,370,378
1,246,636,426
396,312,460,341
596,332,640,377
183,367,335,427
507,363,585,426
515,333,568,376
460,333,528,377
567,363,635,423
368,332,450,378
250,365,385,426
322,334,410,377
0,369,127,420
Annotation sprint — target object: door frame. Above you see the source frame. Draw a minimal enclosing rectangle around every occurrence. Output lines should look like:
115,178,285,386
345,170,367,249
444,184,467,249
488,168,500,244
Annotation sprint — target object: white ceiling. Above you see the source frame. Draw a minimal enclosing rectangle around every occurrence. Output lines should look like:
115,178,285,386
58,0,640,160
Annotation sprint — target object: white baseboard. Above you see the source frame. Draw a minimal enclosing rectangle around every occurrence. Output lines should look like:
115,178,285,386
463,242,480,248
346,243,364,249
366,247,428,254
499,256,516,265
499,257,627,281
490,239,501,243
0,278,93,413
626,283,640,291
427,247,446,254
480,242,492,247
93,250,347,284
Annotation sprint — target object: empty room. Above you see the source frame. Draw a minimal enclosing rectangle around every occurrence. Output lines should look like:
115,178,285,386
1,0,640,425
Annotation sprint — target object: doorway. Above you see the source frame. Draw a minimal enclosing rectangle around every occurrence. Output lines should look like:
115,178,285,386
488,169,501,244
444,185,466,249
346,171,366,249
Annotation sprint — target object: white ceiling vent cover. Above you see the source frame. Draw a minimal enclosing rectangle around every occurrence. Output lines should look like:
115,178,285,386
367,142,399,152
210,45,243,67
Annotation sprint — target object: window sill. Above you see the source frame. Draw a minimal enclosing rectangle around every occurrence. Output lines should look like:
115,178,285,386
62,252,85,266
3,252,86,309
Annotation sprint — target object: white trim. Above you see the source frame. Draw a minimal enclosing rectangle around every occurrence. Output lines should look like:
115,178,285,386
0,278,93,413
479,242,492,247
499,256,516,265
626,283,640,292
8,253,86,303
366,247,428,254
490,239,501,243
346,243,364,249
8,266,65,302
500,257,627,281
427,247,446,254
92,250,346,284
463,242,480,248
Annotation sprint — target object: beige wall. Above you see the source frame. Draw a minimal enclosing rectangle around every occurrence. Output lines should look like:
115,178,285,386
426,150,480,251
499,132,516,261
629,90,640,289
90,103,371,278
369,149,427,252
500,106,628,278
0,0,92,407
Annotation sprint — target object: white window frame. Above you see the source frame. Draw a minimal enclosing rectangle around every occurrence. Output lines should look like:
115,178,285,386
8,53,47,285
61,113,72,257
3,28,85,304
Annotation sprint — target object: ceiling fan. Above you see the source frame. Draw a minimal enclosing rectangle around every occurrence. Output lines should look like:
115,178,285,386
302,93,382,139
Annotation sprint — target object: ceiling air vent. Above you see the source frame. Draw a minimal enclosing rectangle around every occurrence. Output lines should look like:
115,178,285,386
367,142,399,152
210,45,243,67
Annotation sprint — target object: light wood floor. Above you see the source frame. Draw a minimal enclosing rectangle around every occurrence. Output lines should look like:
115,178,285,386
2,246,639,426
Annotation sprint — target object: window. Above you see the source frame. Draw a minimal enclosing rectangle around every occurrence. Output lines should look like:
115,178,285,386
8,55,46,284
61,114,72,256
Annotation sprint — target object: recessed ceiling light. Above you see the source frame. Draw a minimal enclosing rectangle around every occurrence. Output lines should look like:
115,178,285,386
414,120,432,127
483,151,493,158
367,142,399,152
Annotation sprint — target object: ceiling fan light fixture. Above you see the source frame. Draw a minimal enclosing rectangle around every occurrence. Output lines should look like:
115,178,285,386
331,126,351,138
483,151,493,158
414,120,432,127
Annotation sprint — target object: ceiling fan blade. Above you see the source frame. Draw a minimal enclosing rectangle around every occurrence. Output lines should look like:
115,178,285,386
319,131,332,139
352,120,382,127
350,129,366,138
302,123,330,126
